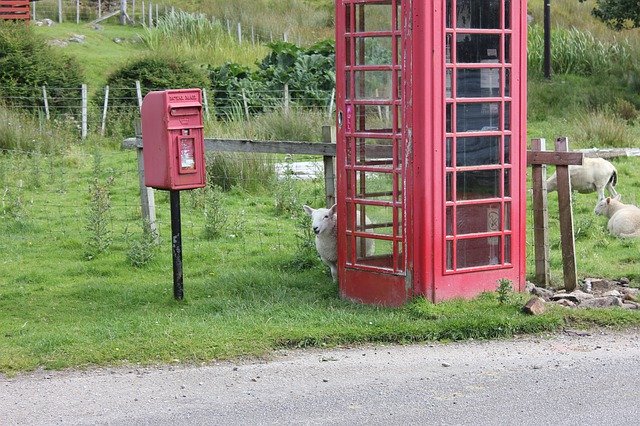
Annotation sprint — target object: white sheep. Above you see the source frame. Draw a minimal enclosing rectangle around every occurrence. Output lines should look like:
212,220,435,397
302,204,374,282
546,157,619,201
594,195,640,238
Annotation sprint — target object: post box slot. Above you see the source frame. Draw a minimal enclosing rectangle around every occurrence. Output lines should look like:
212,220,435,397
177,136,197,174
170,106,201,117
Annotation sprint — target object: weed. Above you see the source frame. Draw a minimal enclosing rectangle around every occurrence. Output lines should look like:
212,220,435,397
84,153,114,260
496,279,513,305
202,184,229,240
126,220,158,268
274,154,300,216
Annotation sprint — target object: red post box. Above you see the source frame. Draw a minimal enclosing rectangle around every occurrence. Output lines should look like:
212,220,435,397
141,88,206,190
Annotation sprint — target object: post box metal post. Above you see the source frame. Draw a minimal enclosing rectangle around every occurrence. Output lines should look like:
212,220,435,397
141,88,206,300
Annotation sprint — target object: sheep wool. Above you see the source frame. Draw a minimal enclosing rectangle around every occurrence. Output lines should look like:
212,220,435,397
302,204,375,282
594,195,640,238
546,157,618,201
303,204,339,281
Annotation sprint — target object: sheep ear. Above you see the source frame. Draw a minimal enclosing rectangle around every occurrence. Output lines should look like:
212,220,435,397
329,203,337,215
302,205,314,216
614,194,622,201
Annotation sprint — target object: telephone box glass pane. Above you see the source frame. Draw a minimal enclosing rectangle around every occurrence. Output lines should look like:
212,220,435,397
457,237,501,268
355,106,394,132
456,136,500,166
456,170,500,200
456,103,500,132
457,203,501,234
455,0,501,29
457,68,500,98
456,34,500,63
354,70,393,99
355,3,393,32
355,36,393,66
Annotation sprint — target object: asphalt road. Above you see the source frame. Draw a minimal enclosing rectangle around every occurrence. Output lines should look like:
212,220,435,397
2,328,640,425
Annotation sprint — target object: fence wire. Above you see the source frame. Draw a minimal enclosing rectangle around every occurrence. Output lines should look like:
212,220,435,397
0,147,323,267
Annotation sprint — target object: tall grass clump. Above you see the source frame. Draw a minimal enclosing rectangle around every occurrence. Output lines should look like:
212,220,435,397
141,10,267,66
0,105,77,154
575,109,632,148
206,152,275,192
528,25,635,78
253,109,330,142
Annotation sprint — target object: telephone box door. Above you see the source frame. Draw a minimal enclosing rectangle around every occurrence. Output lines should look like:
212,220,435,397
427,0,528,300
335,0,412,306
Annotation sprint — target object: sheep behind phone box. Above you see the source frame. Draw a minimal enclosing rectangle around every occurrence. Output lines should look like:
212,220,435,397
546,157,619,201
594,195,640,238
303,204,375,282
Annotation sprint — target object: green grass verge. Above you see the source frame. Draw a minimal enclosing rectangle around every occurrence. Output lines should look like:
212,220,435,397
1,142,640,376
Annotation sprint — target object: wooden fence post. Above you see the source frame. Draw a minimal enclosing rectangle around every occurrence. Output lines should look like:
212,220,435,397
555,137,578,291
81,84,88,140
101,85,110,136
136,80,143,112
134,121,158,242
530,138,550,287
322,125,336,208
42,86,50,120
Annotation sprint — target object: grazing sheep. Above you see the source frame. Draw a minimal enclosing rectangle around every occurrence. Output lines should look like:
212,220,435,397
594,195,640,238
546,157,618,201
302,204,374,282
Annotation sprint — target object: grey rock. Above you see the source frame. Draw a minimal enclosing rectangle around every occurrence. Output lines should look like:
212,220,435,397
580,296,623,308
523,296,546,315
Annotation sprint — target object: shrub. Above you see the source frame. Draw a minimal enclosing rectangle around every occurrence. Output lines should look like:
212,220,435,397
96,54,211,135
0,22,84,116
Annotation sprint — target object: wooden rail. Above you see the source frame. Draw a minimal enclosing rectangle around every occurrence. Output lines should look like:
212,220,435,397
122,126,340,240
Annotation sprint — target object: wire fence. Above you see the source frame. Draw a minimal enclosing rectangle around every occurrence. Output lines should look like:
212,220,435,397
1,83,338,138
0,146,323,265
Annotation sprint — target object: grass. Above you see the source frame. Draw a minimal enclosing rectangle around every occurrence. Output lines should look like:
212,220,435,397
32,22,148,88
1,128,640,375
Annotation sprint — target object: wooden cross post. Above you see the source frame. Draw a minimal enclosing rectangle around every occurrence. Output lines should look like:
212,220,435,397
527,137,583,291
529,138,551,287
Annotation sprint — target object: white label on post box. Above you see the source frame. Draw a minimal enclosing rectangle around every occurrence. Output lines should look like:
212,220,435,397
180,138,195,170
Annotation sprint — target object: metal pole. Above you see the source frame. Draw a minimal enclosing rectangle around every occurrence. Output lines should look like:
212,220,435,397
170,190,184,300
543,0,551,79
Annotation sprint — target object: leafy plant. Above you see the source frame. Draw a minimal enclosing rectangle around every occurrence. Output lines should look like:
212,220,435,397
126,220,158,268
84,153,114,260
496,279,513,305
202,184,229,239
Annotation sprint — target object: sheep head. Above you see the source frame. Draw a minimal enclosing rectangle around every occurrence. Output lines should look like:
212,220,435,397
303,203,337,236
594,194,622,216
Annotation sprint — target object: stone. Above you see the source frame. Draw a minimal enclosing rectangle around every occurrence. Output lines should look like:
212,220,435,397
569,290,595,302
550,293,581,304
590,279,619,293
579,296,623,308
622,303,639,310
69,34,86,43
602,290,622,298
555,299,576,308
523,296,546,315
531,286,554,301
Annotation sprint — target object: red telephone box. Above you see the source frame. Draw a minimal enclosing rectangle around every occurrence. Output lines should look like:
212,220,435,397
335,0,528,305
141,88,206,190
